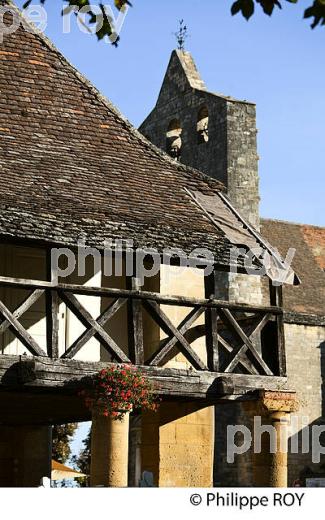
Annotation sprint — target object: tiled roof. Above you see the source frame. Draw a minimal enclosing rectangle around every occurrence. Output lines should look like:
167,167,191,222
0,2,287,273
261,219,325,316
302,224,325,271
0,3,229,260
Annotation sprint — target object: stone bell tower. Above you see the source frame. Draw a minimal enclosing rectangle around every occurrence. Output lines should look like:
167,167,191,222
140,51,264,486
139,50,260,230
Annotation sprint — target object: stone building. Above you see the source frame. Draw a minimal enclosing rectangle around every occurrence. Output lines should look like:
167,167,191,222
1,1,300,488
0,1,322,488
140,50,325,486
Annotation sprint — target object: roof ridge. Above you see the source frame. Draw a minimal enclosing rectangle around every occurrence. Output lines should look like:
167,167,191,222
262,217,325,230
5,1,224,195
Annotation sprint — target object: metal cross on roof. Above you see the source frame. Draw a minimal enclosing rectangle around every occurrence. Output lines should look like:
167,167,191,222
175,19,189,51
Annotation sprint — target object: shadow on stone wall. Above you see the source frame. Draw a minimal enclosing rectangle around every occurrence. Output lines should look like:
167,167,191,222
321,341,325,417
213,402,253,487
287,340,325,486
288,416,325,486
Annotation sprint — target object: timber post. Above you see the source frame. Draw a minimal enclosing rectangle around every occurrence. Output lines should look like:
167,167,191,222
205,271,219,372
126,259,144,365
46,248,59,359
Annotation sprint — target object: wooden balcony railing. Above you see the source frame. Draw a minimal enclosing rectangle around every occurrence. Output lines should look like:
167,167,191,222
0,276,286,377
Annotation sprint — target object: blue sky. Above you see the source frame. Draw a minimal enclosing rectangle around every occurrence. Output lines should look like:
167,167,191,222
16,0,324,226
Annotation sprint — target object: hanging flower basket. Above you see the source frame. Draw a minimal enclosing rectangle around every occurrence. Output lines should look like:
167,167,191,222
80,365,159,421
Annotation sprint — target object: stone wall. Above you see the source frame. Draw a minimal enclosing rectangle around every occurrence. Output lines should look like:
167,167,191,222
285,322,325,484
226,102,260,229
213,321,325,487
214,402,253,487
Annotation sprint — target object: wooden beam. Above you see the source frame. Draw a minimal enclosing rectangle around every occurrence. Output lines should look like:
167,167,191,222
275,285,286,377
46,290,60,358
0,289,44,335
46,250,59,358
217,335,259,375
219,309,273,376
0,276,283,315
205,272,219,372
126,272,144,365
223,313,272,375
269,281,286,377
0,355,290,399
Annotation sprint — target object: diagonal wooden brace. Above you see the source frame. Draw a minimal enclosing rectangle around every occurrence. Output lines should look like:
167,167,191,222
143,300,207,371
61,297,127,360
147,306,205,367
0,296,47,357
219,309,273,375
59,291,130,363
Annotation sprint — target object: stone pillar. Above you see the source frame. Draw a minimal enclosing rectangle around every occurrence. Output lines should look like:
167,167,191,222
268,411,290,487
90,410,129,487
261,392,298,487
245,391,298,488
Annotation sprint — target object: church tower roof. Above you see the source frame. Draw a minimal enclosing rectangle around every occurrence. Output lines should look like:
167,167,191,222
152,48,254,111
155,49,206,108
173,50,207,91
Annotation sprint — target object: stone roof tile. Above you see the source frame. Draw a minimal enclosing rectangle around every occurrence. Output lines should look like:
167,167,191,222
0,2,283,272
261,219,325,316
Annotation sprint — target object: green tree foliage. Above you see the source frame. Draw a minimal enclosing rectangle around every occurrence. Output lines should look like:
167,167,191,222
71,429,91,487
231,0,325,28
52,423,78,463
22,0,325,43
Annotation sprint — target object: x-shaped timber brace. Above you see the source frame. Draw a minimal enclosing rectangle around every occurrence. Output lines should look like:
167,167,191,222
0,277,285,377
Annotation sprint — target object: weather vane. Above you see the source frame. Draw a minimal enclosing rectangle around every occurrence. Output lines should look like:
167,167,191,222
174,20,189,51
